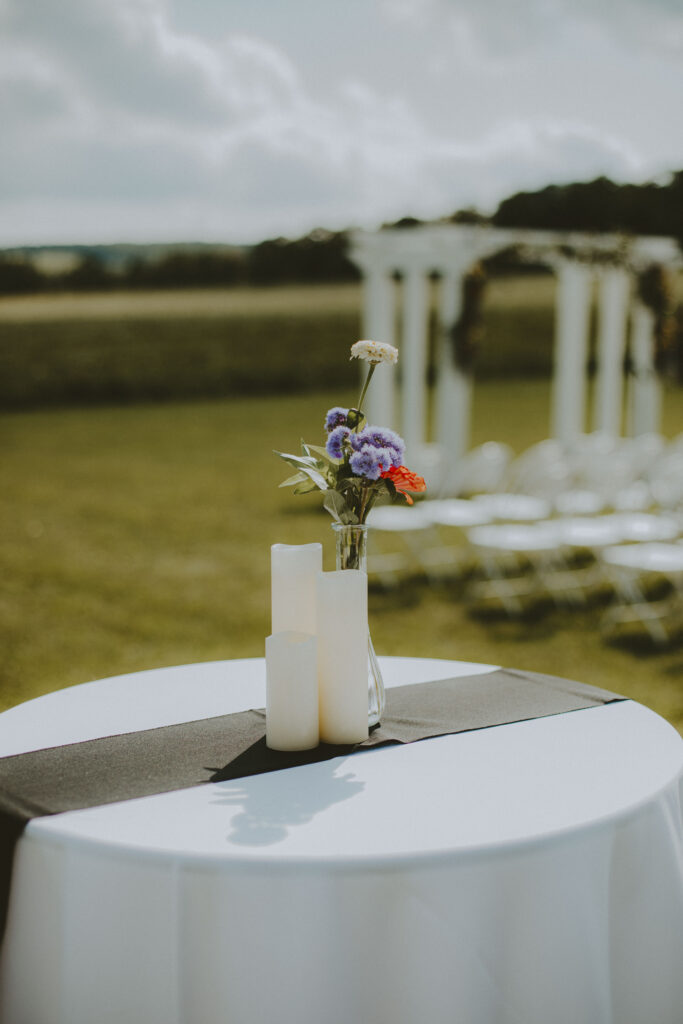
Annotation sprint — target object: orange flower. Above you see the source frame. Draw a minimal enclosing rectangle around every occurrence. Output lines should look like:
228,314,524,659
380,465,426,505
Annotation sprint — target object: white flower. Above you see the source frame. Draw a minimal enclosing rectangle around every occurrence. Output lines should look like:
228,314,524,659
350,340,399,366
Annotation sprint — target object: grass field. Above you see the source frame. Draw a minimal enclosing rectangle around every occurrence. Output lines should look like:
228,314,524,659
0,283,365,321
2,378,683,729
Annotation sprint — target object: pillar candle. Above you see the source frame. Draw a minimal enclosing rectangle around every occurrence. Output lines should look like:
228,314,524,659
271,543,322,634
317,569,369,744
266,631,319,751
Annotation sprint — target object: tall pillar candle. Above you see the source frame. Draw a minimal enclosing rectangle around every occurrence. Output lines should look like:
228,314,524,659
317,569,369,744
271,543,322,634
266,632,319,751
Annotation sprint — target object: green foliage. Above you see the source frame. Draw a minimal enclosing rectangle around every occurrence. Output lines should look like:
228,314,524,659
275,448,331,492
246,230,358,285
0,255,45,294
493,171,683,245
0,310,360,408
0,278,559,409
0,229,359,296
323,490,353,523
127,250,246,289
62,253,111,290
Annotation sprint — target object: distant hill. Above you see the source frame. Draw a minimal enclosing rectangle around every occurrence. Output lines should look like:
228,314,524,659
5,241,247,273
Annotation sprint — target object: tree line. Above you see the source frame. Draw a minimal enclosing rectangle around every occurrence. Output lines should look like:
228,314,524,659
492,171,683,241
0,229,359,295
1,172,681,295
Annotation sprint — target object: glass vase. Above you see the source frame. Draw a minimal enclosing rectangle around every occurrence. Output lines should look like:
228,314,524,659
331,522,386,728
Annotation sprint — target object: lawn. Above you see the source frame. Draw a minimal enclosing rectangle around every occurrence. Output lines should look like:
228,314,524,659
2,379,683,729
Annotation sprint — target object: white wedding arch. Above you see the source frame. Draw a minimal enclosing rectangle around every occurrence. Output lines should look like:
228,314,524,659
349,224,681,491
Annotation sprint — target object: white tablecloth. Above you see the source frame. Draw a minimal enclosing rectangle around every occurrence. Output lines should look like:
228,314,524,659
1,657,682,1024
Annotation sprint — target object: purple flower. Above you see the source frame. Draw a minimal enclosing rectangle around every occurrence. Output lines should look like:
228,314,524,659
352,425,405,468
326,425,351,460
324,407,349,433
350,444,385,481
375,448,394,473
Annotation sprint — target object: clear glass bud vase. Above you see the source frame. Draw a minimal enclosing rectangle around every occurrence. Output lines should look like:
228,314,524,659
331,522,386,728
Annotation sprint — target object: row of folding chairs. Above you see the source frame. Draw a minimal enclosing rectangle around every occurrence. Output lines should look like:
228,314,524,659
367,433,683,644
368,501,683,644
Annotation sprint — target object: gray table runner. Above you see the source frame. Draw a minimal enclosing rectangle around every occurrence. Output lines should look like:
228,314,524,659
0,668,624,942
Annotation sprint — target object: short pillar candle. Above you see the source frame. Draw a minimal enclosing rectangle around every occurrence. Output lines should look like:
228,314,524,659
266,632,319,751
271,543,322,634
317,569,369,745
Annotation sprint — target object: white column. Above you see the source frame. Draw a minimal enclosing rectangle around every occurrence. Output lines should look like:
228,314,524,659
593,267,630,437
360,261,396,427
401,262,430,460
627,300,661,436
551,261,592,443
434,266,472,494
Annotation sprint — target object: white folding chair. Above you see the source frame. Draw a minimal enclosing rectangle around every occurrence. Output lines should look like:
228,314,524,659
465,523,563,616
504,439,572,500
647,451,683,512
470,493,552,523
554,490,606,516
367,505,450,585
599,542,683,646
440,442,514,498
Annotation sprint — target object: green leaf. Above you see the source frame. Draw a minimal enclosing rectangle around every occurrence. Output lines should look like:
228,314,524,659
303,443,338,467
323,489,361,524
278,471,308,489
297,464,329,491
274,449,320,470
275,449,329,491
323,490,347,523
293,478,321,495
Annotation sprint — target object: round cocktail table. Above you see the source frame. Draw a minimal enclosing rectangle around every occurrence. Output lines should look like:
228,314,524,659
1,657,682,1024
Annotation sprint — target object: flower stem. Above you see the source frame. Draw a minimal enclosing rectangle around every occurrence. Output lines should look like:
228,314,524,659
359,485,370,524
356,364,376,421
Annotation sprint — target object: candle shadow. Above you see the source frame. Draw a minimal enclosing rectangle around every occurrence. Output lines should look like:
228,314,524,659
210,750,365,847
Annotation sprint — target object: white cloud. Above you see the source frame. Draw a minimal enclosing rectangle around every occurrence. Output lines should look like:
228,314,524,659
0,0,681,244
330,117,645,227
0,110,645,243
381,0,683,58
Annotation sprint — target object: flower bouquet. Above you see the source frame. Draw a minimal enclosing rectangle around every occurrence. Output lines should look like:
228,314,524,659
275,340,426,727
276,340,426,532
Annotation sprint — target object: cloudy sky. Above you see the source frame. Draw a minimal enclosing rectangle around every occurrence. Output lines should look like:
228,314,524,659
1,0,682,246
